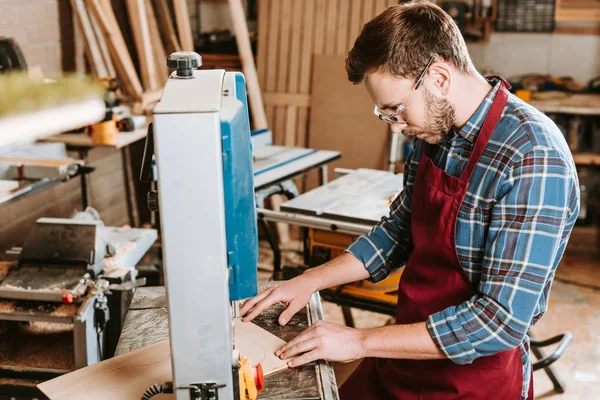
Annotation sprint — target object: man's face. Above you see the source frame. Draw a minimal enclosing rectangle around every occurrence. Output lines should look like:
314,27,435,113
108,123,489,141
365,69,455,144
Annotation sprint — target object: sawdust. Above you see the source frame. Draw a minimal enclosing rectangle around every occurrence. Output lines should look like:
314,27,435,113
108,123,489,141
52,303,79,318
0,377,41,386
26,321,74,334
0,300,16,313
0,321,75,371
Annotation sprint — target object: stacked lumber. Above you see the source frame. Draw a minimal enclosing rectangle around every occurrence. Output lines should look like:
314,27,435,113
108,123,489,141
256,0,398,147
70,0,194,113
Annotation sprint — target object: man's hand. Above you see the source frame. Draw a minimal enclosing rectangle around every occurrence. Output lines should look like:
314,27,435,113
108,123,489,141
275,320,365,367
240,275,317,326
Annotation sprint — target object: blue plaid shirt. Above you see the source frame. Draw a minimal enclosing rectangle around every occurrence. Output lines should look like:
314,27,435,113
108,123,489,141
347,80,580,397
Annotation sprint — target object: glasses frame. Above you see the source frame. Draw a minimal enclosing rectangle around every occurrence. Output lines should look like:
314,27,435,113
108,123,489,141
374,55,437,124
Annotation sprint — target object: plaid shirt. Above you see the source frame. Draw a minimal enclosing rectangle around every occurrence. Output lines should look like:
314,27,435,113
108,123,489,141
346,79,580,397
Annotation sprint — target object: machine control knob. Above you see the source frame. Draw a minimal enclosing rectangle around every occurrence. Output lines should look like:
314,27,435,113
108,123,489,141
147,190,159,212
167,52,202,78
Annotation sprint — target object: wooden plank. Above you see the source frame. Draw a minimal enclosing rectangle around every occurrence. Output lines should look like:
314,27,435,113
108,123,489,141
296,107,309,147
554,25,600,35
87,0,143,99
275,106,286,145
38,324,288,399
89,8,116,77
324,0,339,54
0,180,19,192
265,0,280,92
336,0,351,56
125,0,158,90
256,0,270,87
298,0,316,94
73,14,86,74
309,55,389,172
348,0,363,50
229,0,269,130
71,0,108,77
276,0,292,94
266,105,275,131
362,0,374,23
375,0,387,15
145,0,169,84
173,0,194,51
313,0,327,55
153,0,182,54
287,0,303,94
263,92,310,107
284,106,297,146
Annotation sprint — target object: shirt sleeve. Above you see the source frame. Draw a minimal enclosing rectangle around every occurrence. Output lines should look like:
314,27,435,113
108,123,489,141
345,144,419,283
426,147,579,364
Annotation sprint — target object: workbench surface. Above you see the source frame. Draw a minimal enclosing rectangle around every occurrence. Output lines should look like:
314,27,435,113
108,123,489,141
529,93,600,116
116,285,339,400
42,126,148,150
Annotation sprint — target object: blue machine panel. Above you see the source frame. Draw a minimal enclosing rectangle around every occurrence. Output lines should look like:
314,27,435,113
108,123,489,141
220,73,258,301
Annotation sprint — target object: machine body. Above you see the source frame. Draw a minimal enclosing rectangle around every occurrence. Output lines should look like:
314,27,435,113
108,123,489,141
152,53,259,400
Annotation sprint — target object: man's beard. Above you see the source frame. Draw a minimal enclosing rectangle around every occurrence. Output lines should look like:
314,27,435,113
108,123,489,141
402,88,456,144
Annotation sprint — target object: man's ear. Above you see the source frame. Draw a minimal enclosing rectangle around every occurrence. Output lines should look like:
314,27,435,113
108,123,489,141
428,61,452,96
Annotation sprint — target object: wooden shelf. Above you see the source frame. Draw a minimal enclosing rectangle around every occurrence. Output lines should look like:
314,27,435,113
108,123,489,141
573,153,600,166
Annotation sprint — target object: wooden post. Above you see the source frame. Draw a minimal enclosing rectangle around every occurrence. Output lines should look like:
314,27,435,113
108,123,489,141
228,0,268,131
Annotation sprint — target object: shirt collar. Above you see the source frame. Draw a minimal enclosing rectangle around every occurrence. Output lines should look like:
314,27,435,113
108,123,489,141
455,78,503,143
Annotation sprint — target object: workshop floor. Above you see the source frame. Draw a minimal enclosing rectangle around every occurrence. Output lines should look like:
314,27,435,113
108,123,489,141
257,226,600,400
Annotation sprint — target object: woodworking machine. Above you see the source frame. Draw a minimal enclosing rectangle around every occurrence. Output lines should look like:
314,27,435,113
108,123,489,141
143,51,260,400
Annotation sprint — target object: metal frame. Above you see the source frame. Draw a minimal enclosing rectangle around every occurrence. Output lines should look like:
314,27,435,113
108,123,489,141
154,69,235,400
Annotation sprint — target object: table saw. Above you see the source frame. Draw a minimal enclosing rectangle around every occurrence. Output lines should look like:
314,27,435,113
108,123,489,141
115,285,338,400
0,212,156,398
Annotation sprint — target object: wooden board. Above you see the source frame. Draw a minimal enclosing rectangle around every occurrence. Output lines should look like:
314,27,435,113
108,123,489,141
71,0,108,77
87,0,143,100
125,0,158,91
228,0,268,130
89,8,116,77
0,157,78,167
0,180,19,192
38,321,288,399
145,0,169,85
234,318,289,375
255,1,396,155
173,0,194,51
153,0,182,54
308,55,389,172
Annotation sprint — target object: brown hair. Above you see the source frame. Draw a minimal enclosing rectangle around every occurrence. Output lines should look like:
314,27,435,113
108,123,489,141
346,1,474,84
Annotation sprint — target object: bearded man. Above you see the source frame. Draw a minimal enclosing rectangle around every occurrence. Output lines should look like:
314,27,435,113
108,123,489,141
241,2,579,398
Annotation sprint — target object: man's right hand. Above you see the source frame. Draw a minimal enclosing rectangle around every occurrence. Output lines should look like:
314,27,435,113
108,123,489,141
240,274,318,326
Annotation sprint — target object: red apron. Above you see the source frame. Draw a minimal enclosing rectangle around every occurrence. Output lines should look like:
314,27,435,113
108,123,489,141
340,81,533,399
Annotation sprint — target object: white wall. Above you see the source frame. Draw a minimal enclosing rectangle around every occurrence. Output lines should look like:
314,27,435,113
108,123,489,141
467,32,600,84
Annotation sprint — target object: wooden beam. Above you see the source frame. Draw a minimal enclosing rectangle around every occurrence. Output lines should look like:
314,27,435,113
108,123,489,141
153,0,181,54
125,0,158,91
89,8,116,77
71,0,108,77
263,92,311,107
86,0,143,100
145,0,169,85
173,0,194,51
228,0,268,130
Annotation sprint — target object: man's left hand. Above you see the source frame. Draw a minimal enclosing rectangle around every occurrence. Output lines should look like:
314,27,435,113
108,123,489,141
276,320,365,367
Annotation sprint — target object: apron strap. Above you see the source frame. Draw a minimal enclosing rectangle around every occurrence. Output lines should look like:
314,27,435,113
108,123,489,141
459,83,510,181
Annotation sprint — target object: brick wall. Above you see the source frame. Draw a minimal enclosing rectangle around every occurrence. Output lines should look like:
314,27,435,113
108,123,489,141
0,0,73,77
